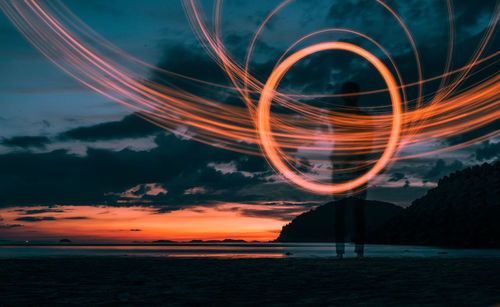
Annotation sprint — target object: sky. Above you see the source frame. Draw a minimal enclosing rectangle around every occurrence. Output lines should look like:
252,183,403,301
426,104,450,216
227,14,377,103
0,0,499,243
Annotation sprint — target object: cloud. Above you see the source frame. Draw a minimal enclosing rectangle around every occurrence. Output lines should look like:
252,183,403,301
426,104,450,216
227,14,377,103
130,229,142,231
0,127,272,210
151,46,229,88
0,224,23,229
19,209,65,215
59,112,163,141
1,136,50,149
63,216,89,220
208,201,317,221
234,155,269,173
447,121,500,146
424,159,464,182
14,216,56,222
403,180,410,188
388,172,406,182
475,141,500,162
451,0,494,33
238,206,310,221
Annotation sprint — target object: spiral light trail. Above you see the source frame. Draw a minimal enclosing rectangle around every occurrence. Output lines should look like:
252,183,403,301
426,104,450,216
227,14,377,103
0,0,499,194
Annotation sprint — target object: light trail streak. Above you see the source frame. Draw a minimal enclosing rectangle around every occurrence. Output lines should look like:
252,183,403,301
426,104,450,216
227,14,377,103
0,0,499,194
257,42,402,194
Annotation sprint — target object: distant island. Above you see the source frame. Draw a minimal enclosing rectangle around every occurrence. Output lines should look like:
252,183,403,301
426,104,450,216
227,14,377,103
151,240,178,243
152,239,249,243
275,162,500,248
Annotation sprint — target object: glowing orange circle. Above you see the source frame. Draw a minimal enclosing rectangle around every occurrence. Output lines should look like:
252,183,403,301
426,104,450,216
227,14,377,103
257,42,402,194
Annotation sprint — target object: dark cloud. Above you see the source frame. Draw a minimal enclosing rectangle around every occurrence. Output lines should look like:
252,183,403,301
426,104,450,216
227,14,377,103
447,120,500,147
475,140,500,162
451,0,494,32
149,45,234,103
146,165,269,209
238,206,311,221
0,126,271,210
388,172,406,182
130,229,142,231
209,201,317,221
403,180,410,188
0,224,23,229
1,136,50,149
59,112,163,141
424,159,464,182
19,209,65,215
153,206,184,214
154,46,228,84
234,155,269,173
242,43,369,101
14,216,56,222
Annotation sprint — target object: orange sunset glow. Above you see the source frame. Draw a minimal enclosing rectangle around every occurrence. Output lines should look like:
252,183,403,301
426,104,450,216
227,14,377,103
0,204,296,243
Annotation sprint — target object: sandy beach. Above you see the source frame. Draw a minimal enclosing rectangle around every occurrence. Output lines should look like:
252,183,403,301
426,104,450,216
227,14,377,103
1,257,499,306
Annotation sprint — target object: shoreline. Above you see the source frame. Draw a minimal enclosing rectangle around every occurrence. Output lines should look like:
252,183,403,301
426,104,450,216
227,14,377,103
2,242,499,249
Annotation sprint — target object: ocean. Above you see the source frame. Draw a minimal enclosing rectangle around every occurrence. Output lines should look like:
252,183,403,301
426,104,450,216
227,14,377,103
1,243,499,258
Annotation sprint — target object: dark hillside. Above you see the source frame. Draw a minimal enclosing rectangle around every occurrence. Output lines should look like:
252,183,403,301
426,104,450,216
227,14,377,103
275,198,403,242
369,162,500,248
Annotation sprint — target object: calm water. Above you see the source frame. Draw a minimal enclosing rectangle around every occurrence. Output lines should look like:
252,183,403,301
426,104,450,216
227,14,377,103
1,243,500,258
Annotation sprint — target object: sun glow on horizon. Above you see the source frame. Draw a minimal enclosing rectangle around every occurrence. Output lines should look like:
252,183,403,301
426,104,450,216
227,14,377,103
0,204,300,243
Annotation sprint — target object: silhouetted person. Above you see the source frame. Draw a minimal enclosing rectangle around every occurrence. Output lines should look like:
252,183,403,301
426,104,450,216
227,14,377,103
332,82,373,259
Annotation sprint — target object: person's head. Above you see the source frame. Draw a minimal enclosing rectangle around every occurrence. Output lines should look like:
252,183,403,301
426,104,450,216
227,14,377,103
341,81,360,107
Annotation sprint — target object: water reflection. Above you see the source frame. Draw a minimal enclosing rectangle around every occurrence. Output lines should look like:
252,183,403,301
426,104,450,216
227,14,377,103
1,243,499,258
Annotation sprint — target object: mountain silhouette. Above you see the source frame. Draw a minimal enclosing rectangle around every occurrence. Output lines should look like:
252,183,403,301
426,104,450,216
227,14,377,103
275,198,403,242
275,162,500,248
369,162,500,248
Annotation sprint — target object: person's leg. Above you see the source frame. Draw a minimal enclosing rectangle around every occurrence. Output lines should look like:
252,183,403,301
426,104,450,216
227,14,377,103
332,155,347,258
334,199,346,258
353,189,367,258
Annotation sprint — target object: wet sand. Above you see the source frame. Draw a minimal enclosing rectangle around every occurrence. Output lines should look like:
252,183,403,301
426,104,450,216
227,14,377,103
1,257,499,306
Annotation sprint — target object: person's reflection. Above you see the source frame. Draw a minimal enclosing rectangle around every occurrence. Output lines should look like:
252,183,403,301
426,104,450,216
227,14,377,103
332,82,373,259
